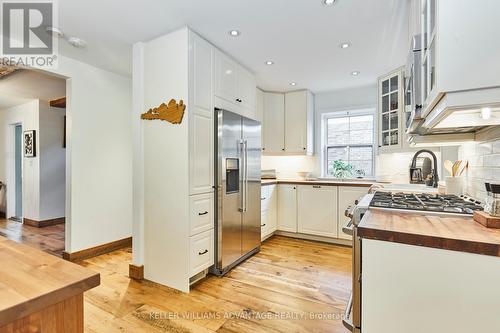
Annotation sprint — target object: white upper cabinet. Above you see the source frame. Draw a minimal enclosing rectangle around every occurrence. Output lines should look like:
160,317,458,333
261,90,314,155
297,185,338,238
263,92,285,153
419,0,500,118
214,50,257,118
189,32,214,195
378,68,405,152
284,90,314,155
215,50,238,103
237,67,256,111
255,88,264,124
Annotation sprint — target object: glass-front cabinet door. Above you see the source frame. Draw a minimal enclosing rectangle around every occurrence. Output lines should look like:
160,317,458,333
378,68,404,151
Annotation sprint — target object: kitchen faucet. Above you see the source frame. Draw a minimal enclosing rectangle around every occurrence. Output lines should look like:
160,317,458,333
410,149,439,188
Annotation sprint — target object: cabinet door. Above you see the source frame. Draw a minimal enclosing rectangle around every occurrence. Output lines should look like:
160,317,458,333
263,92,285,153
379,69,403,151
255,88,264,123
215,50,238,104
285,90,307,153
277,185,297,232
189,32,213,195
338,187,368,240
267,185,277,233
189,111,213,194
297,185,338,238
237,66,256,112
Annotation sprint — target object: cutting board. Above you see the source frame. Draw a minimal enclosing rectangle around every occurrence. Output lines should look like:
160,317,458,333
474,211,500,229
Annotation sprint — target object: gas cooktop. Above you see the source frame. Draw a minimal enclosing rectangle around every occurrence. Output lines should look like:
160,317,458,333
370,192,483,215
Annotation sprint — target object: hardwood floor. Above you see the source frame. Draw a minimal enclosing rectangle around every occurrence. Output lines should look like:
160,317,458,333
0,218,65,257
0,220,353,332
82,236,352,333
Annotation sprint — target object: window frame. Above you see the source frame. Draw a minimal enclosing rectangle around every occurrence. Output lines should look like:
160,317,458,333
322,109,376,178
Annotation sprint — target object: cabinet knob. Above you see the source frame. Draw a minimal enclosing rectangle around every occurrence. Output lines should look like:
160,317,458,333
262,148,265,151
261,223,266,227
303,147,306,150
282,148,285,151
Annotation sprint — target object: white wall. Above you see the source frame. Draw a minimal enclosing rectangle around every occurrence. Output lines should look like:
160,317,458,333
39,102,66,220
47,55,133,252
0,100,40,220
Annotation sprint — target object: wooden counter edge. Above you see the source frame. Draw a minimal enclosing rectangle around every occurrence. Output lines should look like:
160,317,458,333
357,225,500,257
0,271,100,328
261,180,373,187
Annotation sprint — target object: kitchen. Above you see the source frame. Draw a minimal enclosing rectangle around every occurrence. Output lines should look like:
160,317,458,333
1,0,500,332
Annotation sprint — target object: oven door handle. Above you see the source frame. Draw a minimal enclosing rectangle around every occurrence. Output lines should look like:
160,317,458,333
342,291,354,331
342,219,354,236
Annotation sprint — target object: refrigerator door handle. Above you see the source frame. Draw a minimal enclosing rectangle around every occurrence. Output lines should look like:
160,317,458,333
244,140,248,212
238,139,245,213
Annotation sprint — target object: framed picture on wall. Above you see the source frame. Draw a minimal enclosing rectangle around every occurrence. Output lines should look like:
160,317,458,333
24,130,36,158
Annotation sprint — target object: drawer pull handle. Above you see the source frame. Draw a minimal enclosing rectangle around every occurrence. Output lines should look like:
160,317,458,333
198,211,209,216
198,249,208,255
261,223,266,227
261,197,266,200
313,185,321,188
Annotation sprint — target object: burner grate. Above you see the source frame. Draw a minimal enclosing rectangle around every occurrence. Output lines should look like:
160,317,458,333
369,191,483,215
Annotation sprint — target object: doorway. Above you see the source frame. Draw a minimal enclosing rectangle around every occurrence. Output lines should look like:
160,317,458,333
14,124,22,221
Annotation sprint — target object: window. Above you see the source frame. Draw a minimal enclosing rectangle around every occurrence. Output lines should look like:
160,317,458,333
324,113,374,177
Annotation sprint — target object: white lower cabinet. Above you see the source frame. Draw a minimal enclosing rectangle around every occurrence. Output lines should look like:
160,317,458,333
261,185,277,240
189,229,214,277
297,185,338,238
338,187,368,240
277,185,298,232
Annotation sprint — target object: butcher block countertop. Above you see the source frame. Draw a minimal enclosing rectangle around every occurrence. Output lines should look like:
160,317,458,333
0,236,100,327
358,209,500,257
261,179,375,187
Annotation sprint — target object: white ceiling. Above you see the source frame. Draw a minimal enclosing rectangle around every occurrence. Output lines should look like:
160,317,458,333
0,70,66,109
57,0,410,92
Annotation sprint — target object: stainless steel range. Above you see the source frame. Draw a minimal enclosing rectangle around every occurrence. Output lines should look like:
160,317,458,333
342,190,483,332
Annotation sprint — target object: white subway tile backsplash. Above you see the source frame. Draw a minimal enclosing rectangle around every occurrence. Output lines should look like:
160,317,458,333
484,154,500,167
458,138,500,199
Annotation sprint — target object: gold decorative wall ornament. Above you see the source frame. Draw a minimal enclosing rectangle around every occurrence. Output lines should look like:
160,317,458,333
141,99,186,124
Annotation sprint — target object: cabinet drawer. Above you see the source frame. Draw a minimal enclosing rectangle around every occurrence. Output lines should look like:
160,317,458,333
190,229,214,277
189,193,214,236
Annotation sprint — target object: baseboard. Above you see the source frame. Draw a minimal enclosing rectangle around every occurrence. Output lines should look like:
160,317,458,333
274,231,352,247
23,217,65,228
63,237,132,262
129,264,144,280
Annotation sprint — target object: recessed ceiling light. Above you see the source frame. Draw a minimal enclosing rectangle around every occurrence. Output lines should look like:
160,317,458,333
323,0,337,6
290,82,297,86
46,26,64,38
351,71,360,76
339,42,351,49
67,37,87,48
481,107,492,120
229,30,240,37
265,60,274,65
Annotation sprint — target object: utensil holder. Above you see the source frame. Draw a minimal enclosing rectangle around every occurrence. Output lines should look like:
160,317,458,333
445,176,463,196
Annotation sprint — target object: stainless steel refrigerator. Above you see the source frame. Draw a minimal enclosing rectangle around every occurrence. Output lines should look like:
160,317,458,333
211,109,261,276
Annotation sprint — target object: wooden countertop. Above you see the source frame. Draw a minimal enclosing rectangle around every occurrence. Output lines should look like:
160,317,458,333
0,236,100,326
261,179,374,187
358,209,500,257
